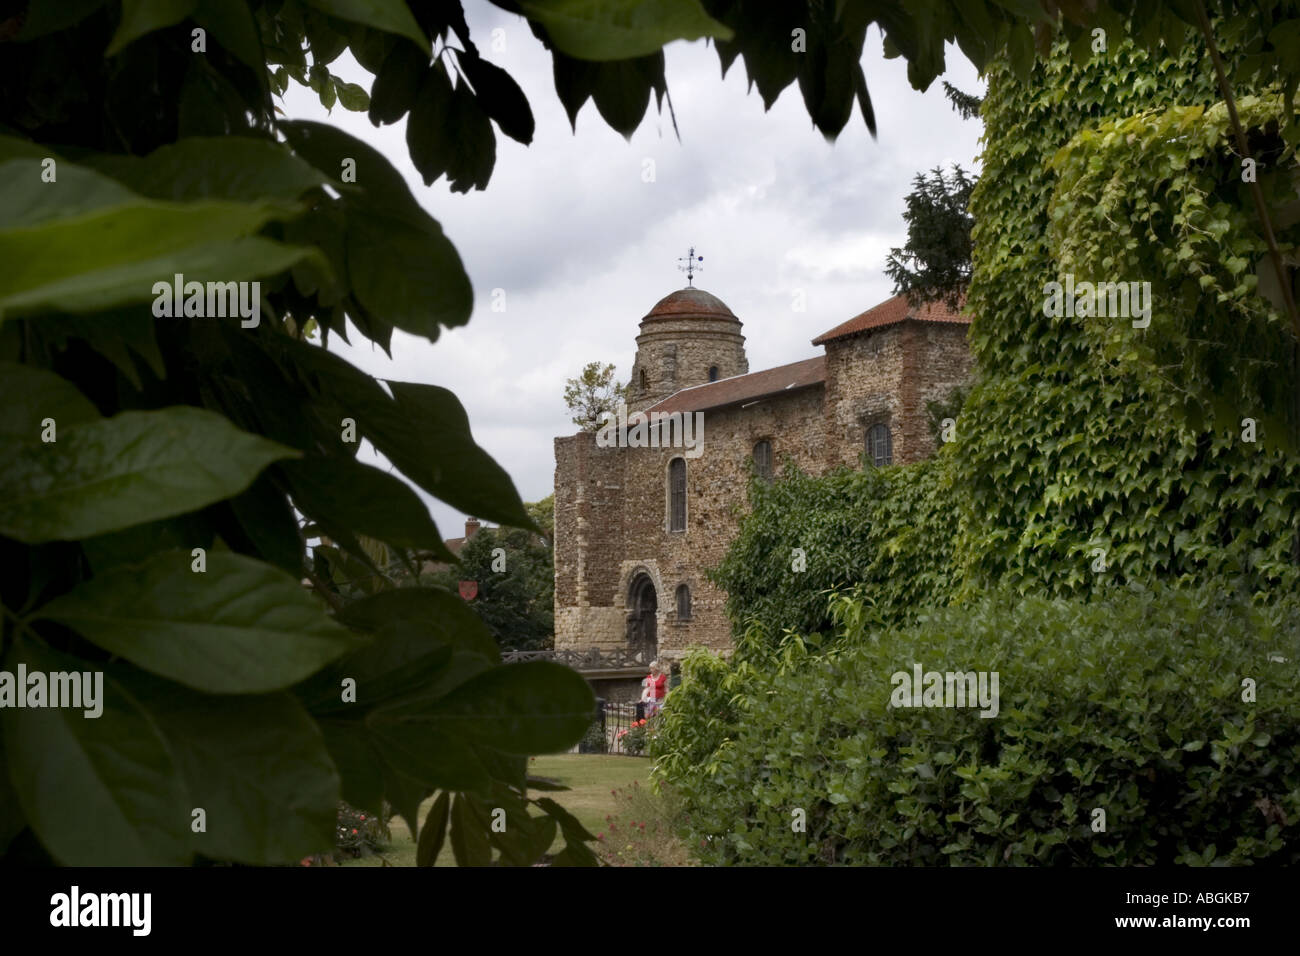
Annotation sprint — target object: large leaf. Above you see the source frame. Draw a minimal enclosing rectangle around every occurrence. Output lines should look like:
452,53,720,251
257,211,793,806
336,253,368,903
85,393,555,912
193,0,267,80
0,362,99,444
280,456,457,560
378,661,595,754
459,51,535,145
415,790,451,865
385,381,535,528
449,791,492,865
345,210,472,340
442,79,496,193
120,669,339,864
367,722,491,792
0,406,296,543
34,550,362,693
337,588,500,661
106,0,196,56
85,136,334,202
406,62,455,186
1,637,191,865
519,0,731,61
300,0,428,52
369,39,429,125
279,120,423,225
0,158,318,318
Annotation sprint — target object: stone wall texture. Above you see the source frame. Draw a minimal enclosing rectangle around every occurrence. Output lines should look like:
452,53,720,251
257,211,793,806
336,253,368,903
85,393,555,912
555,294,973,661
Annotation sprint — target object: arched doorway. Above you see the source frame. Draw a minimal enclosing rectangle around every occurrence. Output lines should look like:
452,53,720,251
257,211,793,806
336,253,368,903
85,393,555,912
626,574,658,661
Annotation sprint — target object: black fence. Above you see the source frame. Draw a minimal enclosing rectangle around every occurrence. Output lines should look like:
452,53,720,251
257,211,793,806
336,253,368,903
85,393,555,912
575,699,657,756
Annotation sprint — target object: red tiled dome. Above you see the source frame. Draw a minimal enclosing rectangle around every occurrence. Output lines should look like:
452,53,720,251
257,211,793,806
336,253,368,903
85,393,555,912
642,287,737,321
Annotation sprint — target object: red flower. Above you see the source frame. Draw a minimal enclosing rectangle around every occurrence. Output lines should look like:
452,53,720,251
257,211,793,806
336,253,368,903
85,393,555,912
351,828,358,834
359,814,365,821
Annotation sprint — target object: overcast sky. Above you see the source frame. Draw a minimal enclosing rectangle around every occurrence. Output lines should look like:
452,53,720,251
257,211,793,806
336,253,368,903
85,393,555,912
281,4,984,541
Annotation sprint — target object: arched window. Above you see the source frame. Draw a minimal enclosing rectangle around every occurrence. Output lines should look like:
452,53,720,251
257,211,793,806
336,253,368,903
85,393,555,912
675,584,692,620
753,440,773,480
866,423,893,467
639,368,648,390
708,365,719,382
668,458,686,531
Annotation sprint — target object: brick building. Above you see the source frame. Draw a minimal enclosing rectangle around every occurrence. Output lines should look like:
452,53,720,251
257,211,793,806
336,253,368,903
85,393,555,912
553,286,971,673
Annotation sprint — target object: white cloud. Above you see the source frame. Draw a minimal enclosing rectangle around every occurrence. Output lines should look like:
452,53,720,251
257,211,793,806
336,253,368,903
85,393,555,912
281,14,985,537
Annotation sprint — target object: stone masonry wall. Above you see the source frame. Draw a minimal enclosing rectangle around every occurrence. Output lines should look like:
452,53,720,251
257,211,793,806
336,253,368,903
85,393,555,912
555,315,973,662
822,320,973,468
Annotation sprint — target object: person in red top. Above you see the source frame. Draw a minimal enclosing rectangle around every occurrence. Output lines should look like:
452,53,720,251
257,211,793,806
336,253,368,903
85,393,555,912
643,660,668,715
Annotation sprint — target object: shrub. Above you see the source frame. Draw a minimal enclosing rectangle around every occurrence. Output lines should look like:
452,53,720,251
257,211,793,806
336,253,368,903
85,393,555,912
709,456,956,641
655,587,1300,866
578,720,607,754
617,718,651,756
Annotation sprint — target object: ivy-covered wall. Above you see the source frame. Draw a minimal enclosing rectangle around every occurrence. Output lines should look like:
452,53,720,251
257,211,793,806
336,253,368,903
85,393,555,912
953,32,1300,600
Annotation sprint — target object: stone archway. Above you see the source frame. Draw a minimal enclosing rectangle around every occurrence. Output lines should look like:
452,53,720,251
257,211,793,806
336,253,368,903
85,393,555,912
626,573,658,661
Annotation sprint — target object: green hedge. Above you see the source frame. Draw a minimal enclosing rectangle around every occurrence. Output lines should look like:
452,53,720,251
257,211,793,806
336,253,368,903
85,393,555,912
653,587,1300,865
709,455,956,639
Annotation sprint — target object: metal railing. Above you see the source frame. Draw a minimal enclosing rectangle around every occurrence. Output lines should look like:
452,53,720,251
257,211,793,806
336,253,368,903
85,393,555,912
575,699,659,756
501,646,655,670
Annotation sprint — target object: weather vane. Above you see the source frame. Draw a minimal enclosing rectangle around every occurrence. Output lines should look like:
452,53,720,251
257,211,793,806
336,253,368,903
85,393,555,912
677,246,704,286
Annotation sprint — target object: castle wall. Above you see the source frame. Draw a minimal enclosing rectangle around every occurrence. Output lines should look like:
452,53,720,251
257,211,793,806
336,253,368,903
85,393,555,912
822,320,973,468
555,305,973,662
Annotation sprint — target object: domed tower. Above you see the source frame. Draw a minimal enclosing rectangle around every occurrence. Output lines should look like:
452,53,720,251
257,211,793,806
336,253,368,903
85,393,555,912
627,287,749,409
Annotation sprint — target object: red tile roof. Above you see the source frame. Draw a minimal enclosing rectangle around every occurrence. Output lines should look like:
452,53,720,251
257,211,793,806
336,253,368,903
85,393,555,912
811,293,968,345
641,287,737,322
646,356,825,415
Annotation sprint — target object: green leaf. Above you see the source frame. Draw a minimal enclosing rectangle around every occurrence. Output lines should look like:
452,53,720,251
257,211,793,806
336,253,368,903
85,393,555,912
193,0,267,80
416,790,451,865
300,0,428,53
404,661,595,754
281,456,456,559
0,406,297,543
119,668,339,864
0,362,99,444
34,550,362,694
227,473,304,577
519,0,732,62
338,587,499,660
367,722,491,792
107,0,197,56
442,79,496,192
0,158,319,318
334,78,371,110
369,39,429,125
2,637,190,865
450,792,493,865
384,381,535,527
406,63,455,186
37,309,167,391
589,55,659,138
459,51,535,145
85,136,334,202
345,210,473,340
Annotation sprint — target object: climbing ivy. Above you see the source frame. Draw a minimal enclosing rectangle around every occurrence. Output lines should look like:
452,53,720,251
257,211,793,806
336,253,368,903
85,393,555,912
953,29,1300,600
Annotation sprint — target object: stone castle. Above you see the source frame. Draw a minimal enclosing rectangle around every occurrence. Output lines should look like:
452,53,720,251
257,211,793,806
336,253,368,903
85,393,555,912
552,285,972,675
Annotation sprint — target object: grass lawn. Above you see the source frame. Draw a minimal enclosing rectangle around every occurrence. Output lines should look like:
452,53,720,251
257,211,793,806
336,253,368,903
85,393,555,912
339,753,651,866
